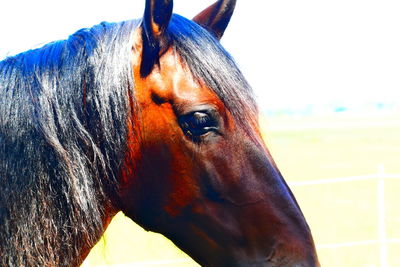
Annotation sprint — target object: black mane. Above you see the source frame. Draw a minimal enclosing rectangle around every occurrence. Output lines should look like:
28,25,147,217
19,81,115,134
0,20,138,266
0,14,258,266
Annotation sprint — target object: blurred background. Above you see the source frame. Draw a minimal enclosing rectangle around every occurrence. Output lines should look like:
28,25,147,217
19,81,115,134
1,0,399,266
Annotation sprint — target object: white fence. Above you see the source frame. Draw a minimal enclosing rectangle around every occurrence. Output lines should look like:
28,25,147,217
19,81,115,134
288,165,400,267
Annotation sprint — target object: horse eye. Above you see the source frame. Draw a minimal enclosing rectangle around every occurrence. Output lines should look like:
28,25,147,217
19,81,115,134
179,111,219,140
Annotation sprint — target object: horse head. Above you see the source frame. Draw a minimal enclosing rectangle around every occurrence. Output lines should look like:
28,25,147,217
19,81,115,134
117,1,320,266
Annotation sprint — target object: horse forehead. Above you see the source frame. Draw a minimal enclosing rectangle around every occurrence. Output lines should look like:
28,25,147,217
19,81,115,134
145,50,219,104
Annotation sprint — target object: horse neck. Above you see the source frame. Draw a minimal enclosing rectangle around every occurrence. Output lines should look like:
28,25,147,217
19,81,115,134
0,43,122,267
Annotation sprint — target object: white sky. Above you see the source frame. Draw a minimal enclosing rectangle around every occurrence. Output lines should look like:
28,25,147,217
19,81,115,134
1,0,399,109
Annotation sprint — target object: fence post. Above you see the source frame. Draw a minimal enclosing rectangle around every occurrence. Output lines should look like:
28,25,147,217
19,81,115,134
378,164,388,267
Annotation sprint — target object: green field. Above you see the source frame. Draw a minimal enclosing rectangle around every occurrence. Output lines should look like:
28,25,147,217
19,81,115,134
82,114,400,267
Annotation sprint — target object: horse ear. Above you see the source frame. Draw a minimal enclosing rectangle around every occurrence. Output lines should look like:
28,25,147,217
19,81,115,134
192,0,236,40
141,0,173,77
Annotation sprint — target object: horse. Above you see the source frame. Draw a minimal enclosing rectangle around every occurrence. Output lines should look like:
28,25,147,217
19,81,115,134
0,0,319,266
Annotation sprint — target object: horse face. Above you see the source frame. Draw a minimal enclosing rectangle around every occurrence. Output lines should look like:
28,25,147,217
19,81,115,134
117,1,319,266
118,40,317,267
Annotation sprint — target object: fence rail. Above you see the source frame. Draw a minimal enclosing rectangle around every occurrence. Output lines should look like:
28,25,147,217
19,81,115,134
288,173,400,187
288,166,400,267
